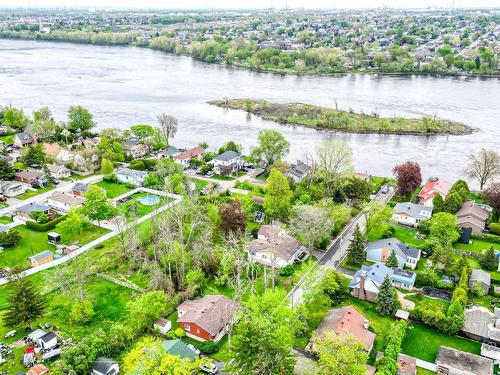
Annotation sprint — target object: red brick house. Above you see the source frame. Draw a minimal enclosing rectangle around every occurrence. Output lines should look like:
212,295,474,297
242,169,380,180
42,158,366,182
177,295,238,342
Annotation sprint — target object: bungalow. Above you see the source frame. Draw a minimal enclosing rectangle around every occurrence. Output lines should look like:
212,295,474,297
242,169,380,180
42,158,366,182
15,170,47,187
211,150,242,175
349,263,416,302
462,306,500,343
92,357,119,375
286,160,311,183
47,192,85,212
173,146,205,168
38,332,57,350
115,167,148,186
123,138,150,158
46,164,71,180
72,182,88,196
417,177,450,207
392,202,432,227
245,223,308,268
366,238,421,269
29,250,54,267
436,346,493,375
15,202,53,222
307,306,376,353
154,318,172,335
14,127,36,148
456,201,491,234
161,339,199,361
157,146,181,159
177,294,238,342
469,269,491,295
0,180,27,197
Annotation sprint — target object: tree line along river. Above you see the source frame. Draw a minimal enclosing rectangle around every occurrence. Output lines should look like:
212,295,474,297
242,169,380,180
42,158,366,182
0,39,499,183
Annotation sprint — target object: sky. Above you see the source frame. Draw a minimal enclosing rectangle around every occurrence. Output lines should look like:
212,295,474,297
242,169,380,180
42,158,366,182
0,0,498,9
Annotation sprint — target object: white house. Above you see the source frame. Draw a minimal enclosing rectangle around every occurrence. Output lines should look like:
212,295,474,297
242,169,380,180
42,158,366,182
37,332,57,350
0,181,27,197
154,318,172,335
92,357,119,375
47,192,85,212
211,150,242,175
115,167,148,186
392,202,432,227
46,164,71,180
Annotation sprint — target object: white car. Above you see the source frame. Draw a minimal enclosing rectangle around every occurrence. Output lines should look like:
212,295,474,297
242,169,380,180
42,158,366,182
199,362,218,374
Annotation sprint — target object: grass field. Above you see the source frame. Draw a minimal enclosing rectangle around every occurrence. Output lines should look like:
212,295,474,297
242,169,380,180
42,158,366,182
0,216,12,224
96,180,133,198
16,185,55,200
454,238,499,254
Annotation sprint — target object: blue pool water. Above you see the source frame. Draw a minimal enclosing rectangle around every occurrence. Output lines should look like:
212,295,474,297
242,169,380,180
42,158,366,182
140,195,160,206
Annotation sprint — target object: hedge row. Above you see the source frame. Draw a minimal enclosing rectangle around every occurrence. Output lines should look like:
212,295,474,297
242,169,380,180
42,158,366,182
376,320,408,375
26,215,67,232
472,232,500,244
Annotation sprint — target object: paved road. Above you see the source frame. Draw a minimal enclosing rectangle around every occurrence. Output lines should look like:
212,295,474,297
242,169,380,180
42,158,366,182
0,174,104,217
288,186,396,307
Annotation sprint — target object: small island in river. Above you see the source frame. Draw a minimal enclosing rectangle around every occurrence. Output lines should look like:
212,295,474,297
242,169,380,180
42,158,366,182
209,99,474,136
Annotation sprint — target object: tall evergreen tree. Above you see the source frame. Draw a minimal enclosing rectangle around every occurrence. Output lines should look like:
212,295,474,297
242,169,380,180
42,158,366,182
432,192,444,213
0,158,15,180
481,246,497,270
386,250,399,268
346,224,365,265
376,275,398,316
4,277,46,327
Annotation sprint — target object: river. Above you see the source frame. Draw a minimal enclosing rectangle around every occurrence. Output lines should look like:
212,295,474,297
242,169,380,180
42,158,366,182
1,39,499,183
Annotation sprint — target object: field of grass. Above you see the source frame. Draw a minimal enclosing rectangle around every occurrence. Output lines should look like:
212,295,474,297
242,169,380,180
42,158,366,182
210,99,473,135
16,185,55,200
0,216,12,224
368,225,425,249
96,180,133,198
0,132,16,145
192,178,209,193
454,238,499,254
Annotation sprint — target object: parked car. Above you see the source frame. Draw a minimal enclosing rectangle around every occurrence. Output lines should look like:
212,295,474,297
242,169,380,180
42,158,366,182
381,185,390,194
199,362,218,374
0,195,6,202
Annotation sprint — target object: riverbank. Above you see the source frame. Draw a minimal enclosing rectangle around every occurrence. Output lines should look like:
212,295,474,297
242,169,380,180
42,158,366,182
209,99,475,136
1,31,499,79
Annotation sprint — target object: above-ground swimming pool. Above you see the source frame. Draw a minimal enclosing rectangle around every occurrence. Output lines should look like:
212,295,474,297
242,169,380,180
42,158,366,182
139,195,160,206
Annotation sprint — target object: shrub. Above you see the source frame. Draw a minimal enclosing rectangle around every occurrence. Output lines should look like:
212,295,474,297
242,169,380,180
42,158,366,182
489,223,500,236
470,282,486,297
472,233,500,244
69,299,95,325
103,173,118,183
279,265,295,277
0,229,21,247
376,321,407,374
26,215,67,232
197,340,221,354
174,328,185,338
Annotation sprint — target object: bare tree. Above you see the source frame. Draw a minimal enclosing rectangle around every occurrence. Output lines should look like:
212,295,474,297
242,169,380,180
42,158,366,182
289,204,334,254
157,113,178,146
465,148,500,190
313,140,354,196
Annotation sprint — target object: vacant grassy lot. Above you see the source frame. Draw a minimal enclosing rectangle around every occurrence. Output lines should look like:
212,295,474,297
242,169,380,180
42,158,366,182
210,99,473,135
96,180,133,198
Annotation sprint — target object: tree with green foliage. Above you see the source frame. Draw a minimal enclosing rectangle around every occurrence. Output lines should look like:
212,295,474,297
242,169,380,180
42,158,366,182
346,224,365,265
0,229,21,247
364,201,392,235
0,158,15,180
481,246,497,270
130,124,154,138
264,168,292,221
218,140,242,154
432,192,444,213
100,158,114,176
427,212,460,248
376,275,399,316
453,254,470,277
386,250,399,268
69,298,95,325
67,105,95,132
2,107,29,130
251,129,290,172
289,204,333,253
309,332,368,375
376,321,408,375
57,208,88,239
442,191,464,213
4,276,46,326
83,185,115,226
21,143,46,166
126,290,171,335
230,290,296,375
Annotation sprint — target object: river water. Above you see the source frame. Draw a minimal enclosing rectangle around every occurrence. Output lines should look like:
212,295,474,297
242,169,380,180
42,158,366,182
0,39,499,182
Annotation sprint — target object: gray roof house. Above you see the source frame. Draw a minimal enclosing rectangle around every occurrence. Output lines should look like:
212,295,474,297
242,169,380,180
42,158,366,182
72,182,88,196
469,269,491,295
392,202,432,227
92,357,119,375
366,238,421,269
436,346,493,375
161,339,199,361
287,160,311,182
115,167,148,186
211,150,242,175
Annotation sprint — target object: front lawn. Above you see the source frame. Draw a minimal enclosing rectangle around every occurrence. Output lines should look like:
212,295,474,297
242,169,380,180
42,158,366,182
16,185,55,200
0,216,12,224
211,174,236,181
96,180,133,198
401,323,481,362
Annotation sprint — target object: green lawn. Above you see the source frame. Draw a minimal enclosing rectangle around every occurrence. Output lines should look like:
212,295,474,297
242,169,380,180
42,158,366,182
0,133,16,144
16,185,55,200
96,180,133,198
0,216,12,224
192,178,209,193
454,239,499,254
401,323,481,362
211,174,236,181
118,192,169,220
368,225,425,249
405,294,450,311
339,259,374,271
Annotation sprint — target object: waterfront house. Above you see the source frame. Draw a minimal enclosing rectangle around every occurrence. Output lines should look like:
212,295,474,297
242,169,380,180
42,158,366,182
307,306,376,353
211,150,242,175
161,339,199,361
436,346,493,375
392,202,432,227
91,357,119,375
0,180,27,197
177,294,238,342
366,238,421,269
47,192,85,212
456,200,491,234
417,177,450,207
28,250,54,267
46,164,71,180
469,269,491,295
157,146,181,159
173,146,205,168
245,222,308,268
349,263,416,302
15,170,46,187
115,167,148,186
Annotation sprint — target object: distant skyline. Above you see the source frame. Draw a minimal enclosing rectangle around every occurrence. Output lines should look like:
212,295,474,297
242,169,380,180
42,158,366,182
1,0,499,10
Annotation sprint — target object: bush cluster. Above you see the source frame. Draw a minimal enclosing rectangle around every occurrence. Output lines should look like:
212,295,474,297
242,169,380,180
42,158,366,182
26,215,66,232
376,320,408,375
